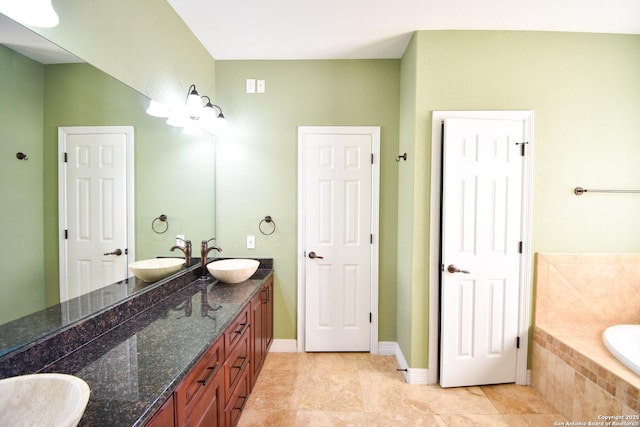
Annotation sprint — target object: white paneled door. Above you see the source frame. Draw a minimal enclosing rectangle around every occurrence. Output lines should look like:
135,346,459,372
58,126,134,302
440,117,527,387
300,126,379,352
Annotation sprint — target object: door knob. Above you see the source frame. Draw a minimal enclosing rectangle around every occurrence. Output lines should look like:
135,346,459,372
308,251,324,259
104,249,123,256
447,264,469,274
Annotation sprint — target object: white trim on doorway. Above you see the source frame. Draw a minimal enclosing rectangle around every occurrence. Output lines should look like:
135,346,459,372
429,111,534,386
297,126,380,354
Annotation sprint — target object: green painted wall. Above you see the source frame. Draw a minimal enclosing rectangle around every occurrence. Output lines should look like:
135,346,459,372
0,46,46,323
30,0,215,111
396,35,418,364
399,31,640,368
214,60,400,340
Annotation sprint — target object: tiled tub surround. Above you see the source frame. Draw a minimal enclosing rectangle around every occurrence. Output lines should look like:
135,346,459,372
532,253,640,419
0,259,273,426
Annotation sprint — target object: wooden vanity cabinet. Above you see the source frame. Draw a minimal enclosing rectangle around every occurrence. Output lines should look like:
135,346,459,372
145,275,273,427
173,337,224,427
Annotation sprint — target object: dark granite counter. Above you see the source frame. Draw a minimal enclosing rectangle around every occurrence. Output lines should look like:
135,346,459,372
0,263,273,427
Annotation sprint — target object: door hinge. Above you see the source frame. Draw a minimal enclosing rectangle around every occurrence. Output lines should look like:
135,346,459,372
371,153,374,164
64,229,68,239
516,142,528,156
369,312,372,323
370,234,373,244
63,152,68,162
518,241,523,254
516,336,520,349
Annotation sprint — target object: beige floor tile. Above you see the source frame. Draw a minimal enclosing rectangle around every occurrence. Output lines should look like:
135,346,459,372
237,408,298,427
421,385,500,415
248,369,301,410
480,383,559,414
303,352,365,373
364,412,439,426
502,413,568,426
360,371,438,423
240,353,558,426
295,410,367,426
434,414,510,426
262,352,315,371
296,370,364,411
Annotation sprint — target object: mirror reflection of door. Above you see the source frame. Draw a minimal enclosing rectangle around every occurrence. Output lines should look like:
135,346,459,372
58,126,134,302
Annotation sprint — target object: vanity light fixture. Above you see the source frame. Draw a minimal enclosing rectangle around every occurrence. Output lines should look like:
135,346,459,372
0,0,59,28
148,83,227,135
200,96,227,134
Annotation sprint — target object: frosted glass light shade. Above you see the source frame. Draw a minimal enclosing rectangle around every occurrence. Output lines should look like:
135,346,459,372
146,100,170,118
0,0,59,28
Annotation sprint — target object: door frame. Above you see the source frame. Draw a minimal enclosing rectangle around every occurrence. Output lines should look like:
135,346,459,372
297,126,380,353
58,126,135,299
429,111,534,385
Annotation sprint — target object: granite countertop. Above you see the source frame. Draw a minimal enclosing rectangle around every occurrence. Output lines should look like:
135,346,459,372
42,269,273,427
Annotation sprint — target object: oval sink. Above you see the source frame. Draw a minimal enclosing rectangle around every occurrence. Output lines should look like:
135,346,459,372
0,373,90,427
207,259,260,284
129,258,185,282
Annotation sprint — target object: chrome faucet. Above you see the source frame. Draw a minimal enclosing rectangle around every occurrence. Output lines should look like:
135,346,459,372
170,238,192,267
200,238,222,277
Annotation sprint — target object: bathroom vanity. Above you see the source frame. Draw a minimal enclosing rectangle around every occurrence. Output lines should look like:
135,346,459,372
0,260,274,427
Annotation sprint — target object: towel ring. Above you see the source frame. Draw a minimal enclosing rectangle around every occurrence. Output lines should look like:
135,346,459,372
259,215,276,235
152,214,169,234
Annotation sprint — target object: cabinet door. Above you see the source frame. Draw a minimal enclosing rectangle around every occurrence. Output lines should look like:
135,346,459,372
264,277,274,351
184,373,223,427
145,395,175,427
250,290,264,390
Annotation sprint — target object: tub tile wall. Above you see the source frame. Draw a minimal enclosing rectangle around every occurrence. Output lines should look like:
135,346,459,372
535,253,640,325
533,253,640,421
533,328,639,418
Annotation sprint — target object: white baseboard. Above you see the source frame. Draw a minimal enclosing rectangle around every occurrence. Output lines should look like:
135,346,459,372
377,341,398,356
379,341,430,385
269,339,298,352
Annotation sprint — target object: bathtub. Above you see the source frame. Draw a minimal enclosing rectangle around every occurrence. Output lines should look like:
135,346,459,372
603,324,640,376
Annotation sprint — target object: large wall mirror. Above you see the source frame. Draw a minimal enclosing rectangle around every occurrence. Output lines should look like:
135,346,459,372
0,13,216,355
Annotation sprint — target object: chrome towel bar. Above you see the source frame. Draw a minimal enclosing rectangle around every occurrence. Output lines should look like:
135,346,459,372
574,186,640,196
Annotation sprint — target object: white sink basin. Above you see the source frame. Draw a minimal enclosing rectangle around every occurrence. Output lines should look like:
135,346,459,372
207,259,260,283
129,258,185,282
0,373,90,427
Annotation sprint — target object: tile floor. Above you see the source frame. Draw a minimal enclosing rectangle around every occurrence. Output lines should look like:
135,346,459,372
239,352,568,426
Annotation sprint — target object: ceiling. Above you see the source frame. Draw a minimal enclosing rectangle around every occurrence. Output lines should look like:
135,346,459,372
167,0,640,60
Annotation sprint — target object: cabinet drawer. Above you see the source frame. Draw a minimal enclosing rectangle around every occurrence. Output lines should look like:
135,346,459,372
224,305,250,358
225,366,250,427
224,324,250,395
174,337,223,426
